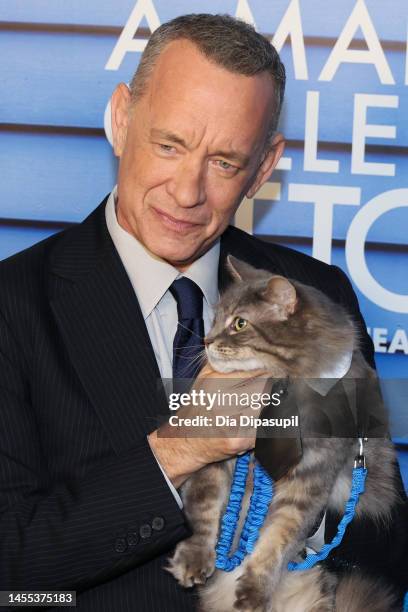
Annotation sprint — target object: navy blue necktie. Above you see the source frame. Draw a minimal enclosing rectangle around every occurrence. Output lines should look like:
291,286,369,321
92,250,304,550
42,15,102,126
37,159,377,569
169,277,205,383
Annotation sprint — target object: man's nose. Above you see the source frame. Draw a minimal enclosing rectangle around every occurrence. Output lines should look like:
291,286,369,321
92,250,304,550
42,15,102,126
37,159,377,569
167,160,206,208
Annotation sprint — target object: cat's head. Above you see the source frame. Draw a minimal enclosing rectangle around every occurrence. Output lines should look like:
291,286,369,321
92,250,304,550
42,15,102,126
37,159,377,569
205,256,356,376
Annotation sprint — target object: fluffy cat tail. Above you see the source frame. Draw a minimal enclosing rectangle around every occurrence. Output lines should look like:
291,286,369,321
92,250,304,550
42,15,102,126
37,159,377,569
335,572,399,612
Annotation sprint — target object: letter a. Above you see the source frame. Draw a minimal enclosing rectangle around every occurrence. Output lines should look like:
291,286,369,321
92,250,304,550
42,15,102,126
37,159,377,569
272,0,308,80
235,0,257,27
319,0,394,84
105,0,160,70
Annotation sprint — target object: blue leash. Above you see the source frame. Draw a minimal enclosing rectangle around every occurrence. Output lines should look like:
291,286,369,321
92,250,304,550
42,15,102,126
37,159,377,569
403,591,408,612
288,464,367,570
215,443,367,572
215,452,273,571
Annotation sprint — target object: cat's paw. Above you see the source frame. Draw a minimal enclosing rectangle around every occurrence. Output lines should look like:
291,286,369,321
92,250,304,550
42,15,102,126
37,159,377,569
234,568,269,612
166,539,216,588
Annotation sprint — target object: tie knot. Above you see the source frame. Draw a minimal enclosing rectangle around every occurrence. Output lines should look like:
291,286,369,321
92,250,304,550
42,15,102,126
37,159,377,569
169,277,203,320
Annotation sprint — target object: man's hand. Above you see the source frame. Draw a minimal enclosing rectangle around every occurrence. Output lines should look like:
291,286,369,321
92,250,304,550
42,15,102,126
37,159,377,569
148,364,271,488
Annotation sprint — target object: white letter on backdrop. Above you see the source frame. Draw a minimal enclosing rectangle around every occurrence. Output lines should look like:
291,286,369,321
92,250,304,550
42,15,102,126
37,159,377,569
235,0,257,26
319,0,394,84
288,184,361,264
346,189,408,313
389,330,408,354
304,91,340,173
352,94,398,176
105,0,160,70
272,0,308,80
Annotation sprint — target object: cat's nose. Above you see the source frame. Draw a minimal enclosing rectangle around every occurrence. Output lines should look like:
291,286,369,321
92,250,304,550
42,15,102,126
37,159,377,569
204,337,213,347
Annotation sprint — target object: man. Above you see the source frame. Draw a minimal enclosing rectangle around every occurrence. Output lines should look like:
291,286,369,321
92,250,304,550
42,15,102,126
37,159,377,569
0,14,406,612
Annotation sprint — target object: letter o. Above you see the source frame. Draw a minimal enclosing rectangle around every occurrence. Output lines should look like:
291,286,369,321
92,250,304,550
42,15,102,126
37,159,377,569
346,189,408,313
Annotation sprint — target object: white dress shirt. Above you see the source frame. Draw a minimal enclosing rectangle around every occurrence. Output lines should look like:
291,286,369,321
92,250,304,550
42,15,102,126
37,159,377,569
105,187,220,508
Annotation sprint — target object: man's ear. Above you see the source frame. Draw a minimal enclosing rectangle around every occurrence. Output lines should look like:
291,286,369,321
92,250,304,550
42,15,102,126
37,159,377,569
246,133,285,199
111,83,131,157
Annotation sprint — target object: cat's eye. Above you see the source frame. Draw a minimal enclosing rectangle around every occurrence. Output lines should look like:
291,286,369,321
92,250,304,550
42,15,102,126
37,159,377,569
231,317,248,332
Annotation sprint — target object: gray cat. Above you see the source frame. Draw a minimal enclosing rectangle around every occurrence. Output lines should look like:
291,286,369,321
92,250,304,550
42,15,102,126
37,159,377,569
167,256,400,611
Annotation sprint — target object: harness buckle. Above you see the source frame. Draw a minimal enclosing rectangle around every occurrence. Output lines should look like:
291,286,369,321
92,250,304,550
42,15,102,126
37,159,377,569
354,437,367,469
354,454,366,469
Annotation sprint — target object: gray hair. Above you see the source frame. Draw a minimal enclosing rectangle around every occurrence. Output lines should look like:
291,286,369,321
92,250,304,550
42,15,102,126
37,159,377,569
129,13,285,143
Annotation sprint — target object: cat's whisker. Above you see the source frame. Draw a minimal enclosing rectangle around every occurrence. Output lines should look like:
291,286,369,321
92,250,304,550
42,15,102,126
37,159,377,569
174,349,206,360
176,321,204,339
189,354,207,369
176,352,207,377
177,352,206,369
173,344,205,351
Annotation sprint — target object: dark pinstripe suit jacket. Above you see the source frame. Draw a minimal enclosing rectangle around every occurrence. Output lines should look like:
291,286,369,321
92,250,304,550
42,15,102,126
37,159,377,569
0,198,407,611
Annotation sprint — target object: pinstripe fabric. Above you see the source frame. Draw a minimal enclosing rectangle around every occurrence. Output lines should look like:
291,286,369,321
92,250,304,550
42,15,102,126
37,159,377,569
0,197,406,610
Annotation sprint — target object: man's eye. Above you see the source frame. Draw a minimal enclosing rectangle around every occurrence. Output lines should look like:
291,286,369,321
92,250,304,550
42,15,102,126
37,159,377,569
214,160,237,172
231,317,248,332
158,144,176,153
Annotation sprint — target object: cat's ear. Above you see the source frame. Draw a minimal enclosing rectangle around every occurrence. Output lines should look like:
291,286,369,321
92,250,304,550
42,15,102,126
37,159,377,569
226,255,259,282
264,276,297,319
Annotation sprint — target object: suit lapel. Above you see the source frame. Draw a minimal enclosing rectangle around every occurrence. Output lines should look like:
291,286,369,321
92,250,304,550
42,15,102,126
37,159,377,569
48,200,168,455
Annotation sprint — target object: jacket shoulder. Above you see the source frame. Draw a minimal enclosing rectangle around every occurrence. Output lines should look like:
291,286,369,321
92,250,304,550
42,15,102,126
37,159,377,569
0,230,65,297
222,225,361,318
224,225,336,279
0,197,108,295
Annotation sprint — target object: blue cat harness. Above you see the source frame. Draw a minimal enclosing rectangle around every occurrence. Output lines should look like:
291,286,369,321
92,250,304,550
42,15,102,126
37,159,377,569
215,437,368,572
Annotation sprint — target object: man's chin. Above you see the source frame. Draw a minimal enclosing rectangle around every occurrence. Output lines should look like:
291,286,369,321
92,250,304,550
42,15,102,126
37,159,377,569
144,240,203,269
162,250,203,269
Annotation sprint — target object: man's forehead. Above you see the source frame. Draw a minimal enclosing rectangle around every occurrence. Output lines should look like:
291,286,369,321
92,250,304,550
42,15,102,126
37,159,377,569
141,39,275,151
150,38,215,78
148,38,273,100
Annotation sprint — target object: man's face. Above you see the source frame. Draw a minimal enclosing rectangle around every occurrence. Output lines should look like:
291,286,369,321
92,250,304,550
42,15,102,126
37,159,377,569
111,39,284,269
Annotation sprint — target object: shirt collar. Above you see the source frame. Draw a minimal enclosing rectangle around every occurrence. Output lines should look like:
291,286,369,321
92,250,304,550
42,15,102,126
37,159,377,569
105,187,220,319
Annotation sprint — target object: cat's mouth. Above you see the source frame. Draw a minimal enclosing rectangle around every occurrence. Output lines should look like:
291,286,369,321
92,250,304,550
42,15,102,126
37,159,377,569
206,346,264,373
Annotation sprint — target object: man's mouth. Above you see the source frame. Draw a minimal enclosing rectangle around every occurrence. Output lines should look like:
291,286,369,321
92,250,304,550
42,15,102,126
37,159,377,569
152,207,203,233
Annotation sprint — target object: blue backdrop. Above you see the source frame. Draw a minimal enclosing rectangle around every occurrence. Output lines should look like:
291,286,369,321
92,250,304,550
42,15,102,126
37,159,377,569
1,0,407,485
